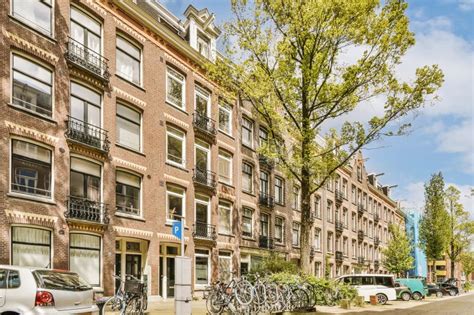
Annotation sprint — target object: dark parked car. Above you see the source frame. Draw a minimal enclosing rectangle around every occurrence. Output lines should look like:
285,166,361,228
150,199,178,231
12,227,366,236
438,280,459,296
426,283,444,298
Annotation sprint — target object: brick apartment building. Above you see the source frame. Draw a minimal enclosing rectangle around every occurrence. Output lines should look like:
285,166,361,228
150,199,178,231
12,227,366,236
0,0,405,298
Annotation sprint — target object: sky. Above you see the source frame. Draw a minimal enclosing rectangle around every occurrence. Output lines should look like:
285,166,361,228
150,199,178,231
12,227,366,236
160,0,474,216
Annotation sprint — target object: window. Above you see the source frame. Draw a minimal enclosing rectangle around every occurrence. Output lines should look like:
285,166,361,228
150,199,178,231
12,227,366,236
327,232,333,253
352,239,357,258
70,82,102,137
314,229,321,250
166,127,185,167
351,212,357,231
260,213,269,237
11,140,52,198
274,177,285,205
343,208,348,227
12,54,53,118
260,171,269,196
314,195,321,218
351,185,356,203
292,222,301,247
292,186,300,210
357,166,362,181
259,127,268,147
195,249,210,286
197,33,210,59
166,185,185,222
327,200,333,223
242,162,253,193
70,6,102,70
218,103,232,135
315,262,321,278
218,150,232,185
116,104,141,151
242,208,253,237
342,179,348,198
12,0,52,36
0,269,20,289
375,276,394,287
11,226,51,268
241,117,253,148
219,201,232,235
275,217,284,243
69,233,101,287
116,35,141,85
218,251,232,283
166,67,185,109
116,171,141,216
194,85,210,117
343,237,348,256
70,157,101,201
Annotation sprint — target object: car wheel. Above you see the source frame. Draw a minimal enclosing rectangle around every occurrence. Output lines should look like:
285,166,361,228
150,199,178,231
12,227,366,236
449,289,456,296
376,293,388,305
401,292,411,301
436,291,443,298
412,292,422,300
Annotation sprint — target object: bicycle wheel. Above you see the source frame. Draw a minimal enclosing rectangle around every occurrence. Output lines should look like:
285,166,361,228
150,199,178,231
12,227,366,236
291,287,310,311
102,296,123,314
206,291,224,314
234,280,254,306
125,296,143,315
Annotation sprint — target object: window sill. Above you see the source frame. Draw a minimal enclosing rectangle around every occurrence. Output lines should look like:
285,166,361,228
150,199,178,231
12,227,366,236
7,192,56,205
115,74,146,92
218,182,234,189
8,103,57,124
242,190,255,197
8,15,56,42
292,245,300,249
242,236,255,242
165,162,189,172
275,202,285,207
115,143,146,157
218,130,234,140
115,212,146,222
241,143,255,151
218,233,235,238
165,101,188,115
275,242,285,246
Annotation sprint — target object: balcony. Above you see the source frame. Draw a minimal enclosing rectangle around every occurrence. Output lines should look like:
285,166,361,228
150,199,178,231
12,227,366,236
192,222,217,241
335,251,343,263
357,203,366,216
309,211,318,223
193,168,217,191
335,189,344,204
374,236,380,247
335,220,344,234
65,116,110,153
259,193,274,209
258,154,274,170
65,196,109,225
259,235,275,250
374,260,380,269
310,246,316,259
357,256,365,265
358,230,364,242
374,213,380,223
65,37,110,83
193,111,217,140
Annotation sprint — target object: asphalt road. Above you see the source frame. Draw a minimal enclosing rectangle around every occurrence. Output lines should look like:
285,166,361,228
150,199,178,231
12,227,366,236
318,293,474,315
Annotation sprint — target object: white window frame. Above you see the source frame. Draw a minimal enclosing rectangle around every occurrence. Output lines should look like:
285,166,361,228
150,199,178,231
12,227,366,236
194,194,210,224
194,85,211,117
166,67,186,110
11,0,54,37
116,34,142,86
218,150,232,185
115,169,143,218
166,185,186,224
116,102,142,152
11,225,52,268
194,248,210,287
166,126,186,168
241,117,253,148
218,201,232,235
218,102,232,135
69,232,102,287
194,140,210,171
218,251,233,282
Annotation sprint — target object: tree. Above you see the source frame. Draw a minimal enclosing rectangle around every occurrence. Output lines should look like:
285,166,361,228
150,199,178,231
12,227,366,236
460,252,474,280
207,0,443,273
382,224,414,277
445,186,474,278
419,173,450,282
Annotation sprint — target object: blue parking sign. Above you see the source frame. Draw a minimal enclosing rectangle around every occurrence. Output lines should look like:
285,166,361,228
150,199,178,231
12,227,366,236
172,220,182,240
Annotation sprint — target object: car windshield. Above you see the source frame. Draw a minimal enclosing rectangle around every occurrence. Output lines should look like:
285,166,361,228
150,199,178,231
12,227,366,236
33,270,91,291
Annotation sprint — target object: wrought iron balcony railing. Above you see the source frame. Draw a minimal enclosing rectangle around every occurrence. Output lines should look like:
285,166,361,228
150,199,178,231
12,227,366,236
374,236,380,247
357,256,365,265
193,111,217,137
358,230,364,241
335,251,344,262
65,195,109,224
259,192,274,209
65,37,110,82
374,260,380,268
374,213,380,223
259,235,274,250
335,189,344,203
357,203,366,216
65,116,109,152
192,222,217,240
193,168,217,189
335,220,344,233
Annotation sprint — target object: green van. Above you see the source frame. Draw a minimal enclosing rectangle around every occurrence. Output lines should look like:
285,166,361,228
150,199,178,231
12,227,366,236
396,278,428,300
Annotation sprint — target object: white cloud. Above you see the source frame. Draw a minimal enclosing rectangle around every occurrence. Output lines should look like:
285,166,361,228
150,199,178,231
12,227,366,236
458,0,474,11
436,119,474,173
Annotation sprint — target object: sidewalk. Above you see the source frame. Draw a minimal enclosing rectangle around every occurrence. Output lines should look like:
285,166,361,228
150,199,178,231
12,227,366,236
142,291,474,314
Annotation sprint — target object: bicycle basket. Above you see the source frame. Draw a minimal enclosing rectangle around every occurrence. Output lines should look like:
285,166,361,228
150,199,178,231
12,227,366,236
125,279,144,295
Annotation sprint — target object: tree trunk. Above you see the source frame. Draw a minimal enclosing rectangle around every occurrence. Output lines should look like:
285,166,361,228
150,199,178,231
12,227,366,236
450,251,455,278
432,260,437,283
300,180,312,274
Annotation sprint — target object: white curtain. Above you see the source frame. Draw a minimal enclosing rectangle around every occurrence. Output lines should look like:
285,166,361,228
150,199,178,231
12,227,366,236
70,234,101,287
12,227,51,268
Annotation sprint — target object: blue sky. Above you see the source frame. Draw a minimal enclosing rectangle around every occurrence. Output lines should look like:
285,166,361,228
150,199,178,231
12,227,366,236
161,0,474,215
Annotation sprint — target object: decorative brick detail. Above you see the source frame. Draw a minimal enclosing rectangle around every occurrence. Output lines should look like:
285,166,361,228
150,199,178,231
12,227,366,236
164,174,189,187
5,120,58,145
217,140,235,153
112,86,147,108
68,143,109,162
164,52,189,73
5,210,58,228
241,200,256,209
113,16,146,43
68,223,107,233
69,68,108,89
81,0,108,17
112,226,153,239
164,113,189,129
113,157,147,172
3,29,59,64
157,232,189,242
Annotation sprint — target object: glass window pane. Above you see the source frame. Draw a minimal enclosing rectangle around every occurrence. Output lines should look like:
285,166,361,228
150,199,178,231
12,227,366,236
12,0,52,35
71,7,101,35
117,37,140,59
117,116,140,150
13,56,51,84
116,49,140,85
71,157,101,177
71,82,101,106
117,104,140,123
195,256,208,284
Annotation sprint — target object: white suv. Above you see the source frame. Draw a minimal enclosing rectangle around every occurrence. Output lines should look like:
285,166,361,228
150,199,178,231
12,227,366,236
336,274,397,304
0,265,99,314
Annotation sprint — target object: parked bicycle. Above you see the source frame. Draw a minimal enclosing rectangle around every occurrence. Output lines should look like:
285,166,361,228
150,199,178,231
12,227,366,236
101,274,148,315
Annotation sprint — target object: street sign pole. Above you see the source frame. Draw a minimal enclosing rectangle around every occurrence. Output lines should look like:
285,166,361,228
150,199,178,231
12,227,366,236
181,216,185,257
172,215,191,315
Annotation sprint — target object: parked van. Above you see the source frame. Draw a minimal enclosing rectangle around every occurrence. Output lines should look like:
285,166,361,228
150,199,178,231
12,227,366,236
396,278,428,300
336,274,397,304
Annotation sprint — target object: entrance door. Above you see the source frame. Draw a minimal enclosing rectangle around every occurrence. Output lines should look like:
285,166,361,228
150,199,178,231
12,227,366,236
159,245,179,299
166,257,175,297
126,254,142,279
115,254,121,292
